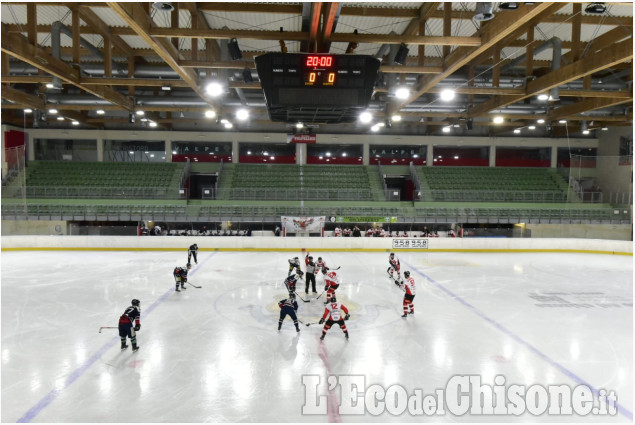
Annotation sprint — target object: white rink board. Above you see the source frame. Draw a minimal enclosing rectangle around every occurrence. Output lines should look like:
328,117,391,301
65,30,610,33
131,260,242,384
1,235,632,254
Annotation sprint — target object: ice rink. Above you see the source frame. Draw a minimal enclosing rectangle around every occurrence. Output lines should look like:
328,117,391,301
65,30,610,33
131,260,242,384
1,249,632,423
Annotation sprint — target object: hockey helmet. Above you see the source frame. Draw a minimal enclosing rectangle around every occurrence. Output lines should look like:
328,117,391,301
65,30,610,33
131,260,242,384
294,256,299,260
296,270,304,277
404,271,410,278
318,257,323,261
131,299,140,306
308,256,313,260
289,292,296,299
390,252,395,258
329,296,337,303
186,263,192,270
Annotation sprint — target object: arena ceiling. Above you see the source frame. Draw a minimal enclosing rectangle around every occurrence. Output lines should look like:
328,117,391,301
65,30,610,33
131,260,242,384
0,2,633,137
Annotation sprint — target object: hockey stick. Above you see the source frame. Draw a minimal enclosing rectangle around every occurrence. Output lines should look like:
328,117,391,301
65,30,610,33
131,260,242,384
315,290,326,300
304,321,320,327
186,281,202,288
294,291,310,303
98,326,117,333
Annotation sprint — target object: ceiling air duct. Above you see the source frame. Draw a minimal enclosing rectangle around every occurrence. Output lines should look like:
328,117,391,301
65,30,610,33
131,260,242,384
152,2,174,12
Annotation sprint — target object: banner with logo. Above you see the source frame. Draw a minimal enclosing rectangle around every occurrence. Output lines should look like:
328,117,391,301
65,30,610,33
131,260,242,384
287,134,317,144
282,216,325,233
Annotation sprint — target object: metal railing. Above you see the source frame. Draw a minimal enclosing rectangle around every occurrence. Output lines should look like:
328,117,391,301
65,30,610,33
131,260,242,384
2,186,179,199
2,202,630,224
425,189,571,203
213,187,373,201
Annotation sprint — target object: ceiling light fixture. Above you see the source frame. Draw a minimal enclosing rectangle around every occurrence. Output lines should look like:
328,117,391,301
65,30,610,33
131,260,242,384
235,108,249,121
71,120,79,126
161,85,171,91
391,115,402,122
585,2,606,14
493,116,504,124
136,110,145,116
96,109,105,115
442,126,451,133
537,93,549,101
558,119,567,124
152,2,174,12
528,125,536,130
49,108,58,114
57,116,64,121
224,122,233,129
24,108,32,113
394,43,409,65
514,128,521,134
440,89,455,101
205,110,216,119
205,81,224,97
537,119,545,124
395,87,409,99
149,121,158,128
474,2,495,21
359,111,372,123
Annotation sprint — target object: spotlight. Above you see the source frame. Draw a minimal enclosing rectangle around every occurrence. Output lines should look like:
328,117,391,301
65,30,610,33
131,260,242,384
391,115,402,122
152,2,174,12
442,126,451,133
96,109,105,115
71,120,79,126
205,81,224,97
136,110,145,116
493,116,504,124
474,2,494,21
235,108,249,121
161,85,171,91
499,2,518,9
242,68,253,83
359,111,372,123
440,89,455,101
48,108,58,115
204,110,216,119
537,93,549,101
514,128,521,134
227,38,242,61
585,2,606,14
24,108,33,113
394,43,409,65
395,87,409,99
537,118,545,124
296,122,304,129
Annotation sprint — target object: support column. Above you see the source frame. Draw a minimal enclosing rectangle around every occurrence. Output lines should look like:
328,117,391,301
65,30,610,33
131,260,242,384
489,145,496,167
550,146,557,168
296,143,306,165
426,144,433,166
96,137,104,162
363,142,369,165
232,140,239,163
166,139,172,162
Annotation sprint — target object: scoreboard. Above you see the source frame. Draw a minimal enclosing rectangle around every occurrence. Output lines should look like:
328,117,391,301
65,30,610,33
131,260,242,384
254,53,381,124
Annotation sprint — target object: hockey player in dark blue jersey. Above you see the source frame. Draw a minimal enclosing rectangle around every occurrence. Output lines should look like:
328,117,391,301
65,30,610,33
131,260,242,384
119,299,141,351
173,263,191,292
278,293,300,332
284,270,304,294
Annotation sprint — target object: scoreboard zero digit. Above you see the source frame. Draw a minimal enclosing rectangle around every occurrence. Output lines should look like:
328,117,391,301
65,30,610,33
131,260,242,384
254,53,381,124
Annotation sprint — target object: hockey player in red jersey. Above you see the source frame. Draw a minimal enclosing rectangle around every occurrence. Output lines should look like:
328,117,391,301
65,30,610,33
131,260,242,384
316,257,327,273
278,293,300,332
119,299,141,351
387,252,401,279
396,270,416,317
173,263,191,292
322,268,340,304
319,296,350,340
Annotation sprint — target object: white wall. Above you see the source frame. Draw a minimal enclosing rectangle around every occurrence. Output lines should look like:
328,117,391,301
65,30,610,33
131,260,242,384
1,235,631,255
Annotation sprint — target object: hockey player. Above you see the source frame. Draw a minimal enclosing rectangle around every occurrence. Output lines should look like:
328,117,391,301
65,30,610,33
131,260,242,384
284,270,304,294
396,271,416,317
288,256,301,276
316,257,327,273
119,299,141,351
387,252,401,279
319,296,350,340
322,268,340,303
173,263,191,292
304,253,318,294
278,293,300,332
188,244,198,264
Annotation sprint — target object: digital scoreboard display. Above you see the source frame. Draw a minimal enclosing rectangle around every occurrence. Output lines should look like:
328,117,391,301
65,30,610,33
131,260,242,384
254,53,381,124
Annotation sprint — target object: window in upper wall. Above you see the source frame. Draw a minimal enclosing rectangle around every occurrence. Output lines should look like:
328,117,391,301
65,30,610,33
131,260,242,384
495,147,551,167
239,143,296,164
369,144,426,165
34,139,98,161
433,146,490,166
104,140,166,162
307,144,363,165
557,147,598,168
172,142,232,163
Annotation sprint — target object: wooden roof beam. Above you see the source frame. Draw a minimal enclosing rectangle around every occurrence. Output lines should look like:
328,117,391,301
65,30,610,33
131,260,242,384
105,2,217,110
0,26,133,110
388,3,557,115
550,97,633,119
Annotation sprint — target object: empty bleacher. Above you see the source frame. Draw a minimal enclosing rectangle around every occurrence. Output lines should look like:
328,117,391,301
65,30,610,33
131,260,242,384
417,166,573,202
8,161,184,199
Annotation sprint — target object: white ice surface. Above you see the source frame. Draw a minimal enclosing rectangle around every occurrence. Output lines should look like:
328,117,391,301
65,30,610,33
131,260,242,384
1,250,632,423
